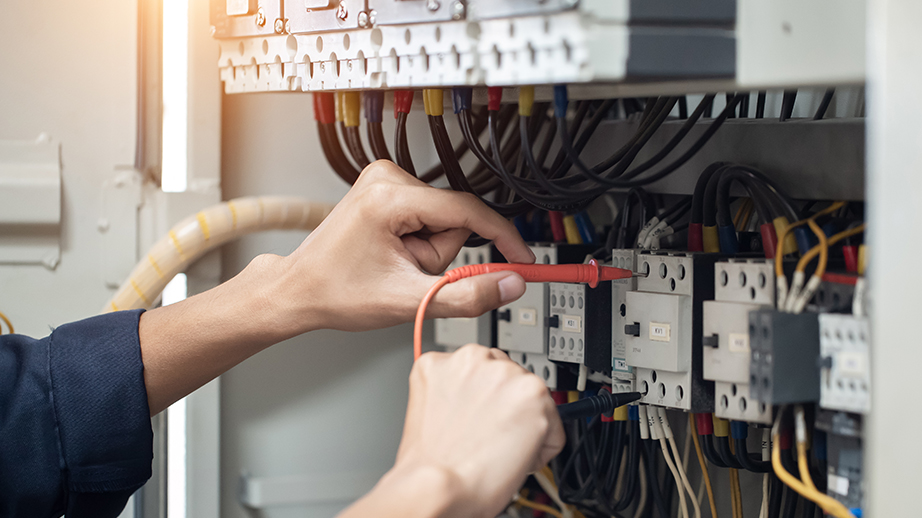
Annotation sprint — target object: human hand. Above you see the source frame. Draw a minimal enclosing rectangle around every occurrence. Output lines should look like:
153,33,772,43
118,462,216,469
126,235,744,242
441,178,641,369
262,160,535,334
390,344,566,517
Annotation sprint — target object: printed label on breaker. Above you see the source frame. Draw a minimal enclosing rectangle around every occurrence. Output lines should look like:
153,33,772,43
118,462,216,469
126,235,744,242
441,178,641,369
562,315,582,333
226,0,250,16
837,351,865,377
518,308,538,326
649,322,671,342
828,474,850,496
729,333,750,353
613,359,630,372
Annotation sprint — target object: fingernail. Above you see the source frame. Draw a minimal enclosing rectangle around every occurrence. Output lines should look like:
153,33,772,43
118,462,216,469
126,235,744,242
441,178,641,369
498,274,526,303
528,248,537,263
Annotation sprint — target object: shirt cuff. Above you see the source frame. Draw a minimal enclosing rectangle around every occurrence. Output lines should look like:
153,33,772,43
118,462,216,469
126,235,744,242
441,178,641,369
48,309,153,493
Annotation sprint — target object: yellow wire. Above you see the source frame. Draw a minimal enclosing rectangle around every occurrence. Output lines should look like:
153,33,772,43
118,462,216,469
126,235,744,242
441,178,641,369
774,202,846,278
733,199,752,231
516,492,564,518
0,311,13,335
795,218,829,275
729,471,739,518
797,224,867,275
563,215,583,245
771,425,856,518
728,440,743,518
689,414,719,518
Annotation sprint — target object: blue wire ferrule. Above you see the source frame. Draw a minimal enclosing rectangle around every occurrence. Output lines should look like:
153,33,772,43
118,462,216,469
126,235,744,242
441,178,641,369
730,421,748,440
717,224,739,255
794,227,816,255
364,91,385,123
452,87,473,114
553,85,569,119
813,430,827,461
575,212,595,244
514,215,529,241
629,405,639,421
849,509,862,518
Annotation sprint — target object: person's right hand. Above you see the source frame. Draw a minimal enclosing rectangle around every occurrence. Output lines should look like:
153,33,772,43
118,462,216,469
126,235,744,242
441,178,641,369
391,344,566,517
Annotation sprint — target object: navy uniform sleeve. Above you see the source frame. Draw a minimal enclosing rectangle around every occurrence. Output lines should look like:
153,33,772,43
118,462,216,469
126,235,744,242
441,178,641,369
0,309,153,518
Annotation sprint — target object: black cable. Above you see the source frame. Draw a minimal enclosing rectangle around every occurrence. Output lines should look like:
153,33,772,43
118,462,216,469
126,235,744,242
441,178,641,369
678,96,688,119
740,92,751,118
394,112,417,177
715,435,744,469
642,440,671,518
756,91,767,118
613,420,641,512
700,434,728,468
735,437,771,472
780,90,797,121
814,88,835,120
367,121,392,161
317,122,360,184
343,125,371,169
726,92,737,118
769,474,784,518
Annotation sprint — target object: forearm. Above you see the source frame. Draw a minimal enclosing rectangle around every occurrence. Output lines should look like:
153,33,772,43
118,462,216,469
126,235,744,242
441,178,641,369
139,253,316,415
339,463,468,518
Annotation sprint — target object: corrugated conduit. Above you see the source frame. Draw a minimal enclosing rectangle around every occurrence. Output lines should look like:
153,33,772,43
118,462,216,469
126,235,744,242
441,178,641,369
103,196,335,313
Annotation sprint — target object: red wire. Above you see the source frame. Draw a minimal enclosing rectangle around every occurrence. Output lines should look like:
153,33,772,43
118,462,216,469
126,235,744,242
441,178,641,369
414,276,451,361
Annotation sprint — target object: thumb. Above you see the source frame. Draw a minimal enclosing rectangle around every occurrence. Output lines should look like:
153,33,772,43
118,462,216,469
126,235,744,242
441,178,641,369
425,272,526,319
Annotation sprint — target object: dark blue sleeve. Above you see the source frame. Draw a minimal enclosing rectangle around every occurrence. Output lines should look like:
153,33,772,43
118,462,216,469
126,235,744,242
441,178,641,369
0,309,153,518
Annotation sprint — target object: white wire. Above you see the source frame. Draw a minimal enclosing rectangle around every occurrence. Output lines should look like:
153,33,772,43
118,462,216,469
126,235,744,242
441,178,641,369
633,451,649,518
669,435,702,518
660,438,690,518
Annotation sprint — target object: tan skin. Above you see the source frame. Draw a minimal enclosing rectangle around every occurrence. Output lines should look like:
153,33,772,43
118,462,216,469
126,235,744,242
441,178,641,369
138,161,565,517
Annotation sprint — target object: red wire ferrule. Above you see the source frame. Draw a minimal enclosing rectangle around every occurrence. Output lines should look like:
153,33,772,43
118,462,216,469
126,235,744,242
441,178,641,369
687,223,704,252
313,92,336,124
760,223,778,259
394,90,414,117
549,212,566,242
551,391,569,406
843,245,859,273
488,87,503,112
695,413,714,435
780,428,793,450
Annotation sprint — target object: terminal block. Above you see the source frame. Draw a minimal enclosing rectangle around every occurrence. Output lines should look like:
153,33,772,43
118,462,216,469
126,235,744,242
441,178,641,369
497,244,592,389
547,282,612,374
434,245,493,350
819,314,871,414
817,411,864,511
624,252,716,411
703,260,775,424
212,0,283,38
610,249,638,383
748,309,820,406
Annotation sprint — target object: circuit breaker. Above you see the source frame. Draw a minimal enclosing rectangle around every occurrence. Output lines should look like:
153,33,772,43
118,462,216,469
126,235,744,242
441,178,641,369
546,281,611,373
703,260,775,423
496,244,591,389
817,411,864,511
624,252,716,411
433,245,493,349
610,249,637,383
819,314,870,414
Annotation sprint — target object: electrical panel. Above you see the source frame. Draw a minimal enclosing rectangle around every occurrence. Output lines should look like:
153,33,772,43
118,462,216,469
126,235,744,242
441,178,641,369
433,245,493,349
703,260,775,423
625,252,716,411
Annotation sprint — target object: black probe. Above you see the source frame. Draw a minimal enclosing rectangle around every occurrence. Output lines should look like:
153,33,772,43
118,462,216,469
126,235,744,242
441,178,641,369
557,391,643,422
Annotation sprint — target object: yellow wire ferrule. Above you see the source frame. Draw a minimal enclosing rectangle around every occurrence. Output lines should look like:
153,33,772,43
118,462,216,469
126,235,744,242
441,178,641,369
702,225,720,253
858,244,867,275
567,391,580,404
343,91,361,127
613,405,629,421
563,215,583,245
713,415,730,437
519,86,535,117
335,92,345,122
773,217,798,255
422,89,444,117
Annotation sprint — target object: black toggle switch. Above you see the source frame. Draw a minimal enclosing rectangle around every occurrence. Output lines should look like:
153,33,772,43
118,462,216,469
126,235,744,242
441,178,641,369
624,323,640,337
547,315,560,328
702,334,719,347
497,309,512,322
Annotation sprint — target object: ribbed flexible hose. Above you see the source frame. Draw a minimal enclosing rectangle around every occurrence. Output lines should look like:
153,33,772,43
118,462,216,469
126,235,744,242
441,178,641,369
103,196,335,313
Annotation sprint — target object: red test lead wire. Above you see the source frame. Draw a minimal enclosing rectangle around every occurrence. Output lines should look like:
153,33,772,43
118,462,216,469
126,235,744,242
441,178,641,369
413,260,633,360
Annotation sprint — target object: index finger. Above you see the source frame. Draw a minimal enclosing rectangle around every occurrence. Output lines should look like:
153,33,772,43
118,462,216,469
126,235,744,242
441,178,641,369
393,185,536,265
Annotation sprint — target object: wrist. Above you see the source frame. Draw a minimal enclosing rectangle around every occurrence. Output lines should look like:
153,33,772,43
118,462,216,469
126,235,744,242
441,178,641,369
365,462,470,518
